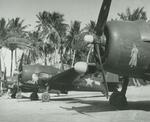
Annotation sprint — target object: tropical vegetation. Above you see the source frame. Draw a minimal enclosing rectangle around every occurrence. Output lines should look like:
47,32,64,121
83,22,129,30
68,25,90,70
0,7,149,76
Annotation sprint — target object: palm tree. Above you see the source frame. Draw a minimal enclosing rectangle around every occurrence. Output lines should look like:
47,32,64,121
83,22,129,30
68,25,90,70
5,17,29,76
42,41,55,65
0,18,8,46
0,18,8,68
0,18,8,85
118,7,147,21
25,30,42,64
36,11,68,69
65,20,82,67
28,30,55,65
84,20,96,34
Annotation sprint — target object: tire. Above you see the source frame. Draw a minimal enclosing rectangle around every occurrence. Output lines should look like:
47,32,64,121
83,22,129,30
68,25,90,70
41,92,50,102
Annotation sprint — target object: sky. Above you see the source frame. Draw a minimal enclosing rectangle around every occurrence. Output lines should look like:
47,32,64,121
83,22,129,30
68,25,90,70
0,0,150,30
0,0,150,75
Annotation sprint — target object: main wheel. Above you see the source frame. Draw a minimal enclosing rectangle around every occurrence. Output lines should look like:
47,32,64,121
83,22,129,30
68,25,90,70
109,91,127,109
41,92,50,102
30,92,39,101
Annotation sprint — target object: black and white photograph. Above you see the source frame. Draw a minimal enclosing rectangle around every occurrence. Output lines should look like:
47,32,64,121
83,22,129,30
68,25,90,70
0,0,150,122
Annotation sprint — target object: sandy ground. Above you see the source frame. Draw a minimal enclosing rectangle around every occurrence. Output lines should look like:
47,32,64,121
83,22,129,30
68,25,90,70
1,85,150,122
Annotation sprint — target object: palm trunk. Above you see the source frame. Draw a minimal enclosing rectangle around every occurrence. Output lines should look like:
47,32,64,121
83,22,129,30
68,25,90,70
54,46,57,64
0,49,2,94
15,49,17,69
60,45,64,71
10,50,13,77
44,52,47,66
71,50,76,67
27,51,31,64
69,49,72,68
44,44,47,66
0,49,1,71
70,49,72,60
0,81,2,94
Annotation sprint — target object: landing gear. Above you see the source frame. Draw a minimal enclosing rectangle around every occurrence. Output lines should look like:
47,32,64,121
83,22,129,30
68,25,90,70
109,77,129,109
11,92,17,98
11,83,22,99
30,86,39,101
109,91,127,109
11,90,22,99
11,85,17,98
30,91,39,101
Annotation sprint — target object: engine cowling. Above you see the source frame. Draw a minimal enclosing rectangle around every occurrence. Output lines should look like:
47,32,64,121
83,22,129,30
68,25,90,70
103,20,150,79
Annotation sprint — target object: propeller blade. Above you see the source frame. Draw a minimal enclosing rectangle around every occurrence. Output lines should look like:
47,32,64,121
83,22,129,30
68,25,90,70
94,0,111,98
95,0,112,36
95,44,109,98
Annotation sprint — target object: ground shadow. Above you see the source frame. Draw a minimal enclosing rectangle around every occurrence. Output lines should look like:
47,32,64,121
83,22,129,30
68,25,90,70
127,101,150,111
61,99,117,113
51,95,103,101
61,99,150,114
17,94,103,102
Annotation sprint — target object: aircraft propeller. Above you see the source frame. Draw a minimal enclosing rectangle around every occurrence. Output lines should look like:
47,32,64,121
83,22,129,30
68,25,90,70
83,0,112,98
94,0,112,98
95,0,112,36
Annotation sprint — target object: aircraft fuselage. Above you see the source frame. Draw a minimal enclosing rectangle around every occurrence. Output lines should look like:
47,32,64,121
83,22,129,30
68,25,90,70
103,20,150,80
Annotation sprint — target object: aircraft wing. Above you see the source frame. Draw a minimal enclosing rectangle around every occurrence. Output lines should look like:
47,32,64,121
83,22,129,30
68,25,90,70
48,68,80,85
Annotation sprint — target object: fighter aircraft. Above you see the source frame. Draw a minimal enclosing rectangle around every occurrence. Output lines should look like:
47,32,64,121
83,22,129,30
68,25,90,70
8,48,119,101
73,0,150,109
10,60,118,101
11,0,150,107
